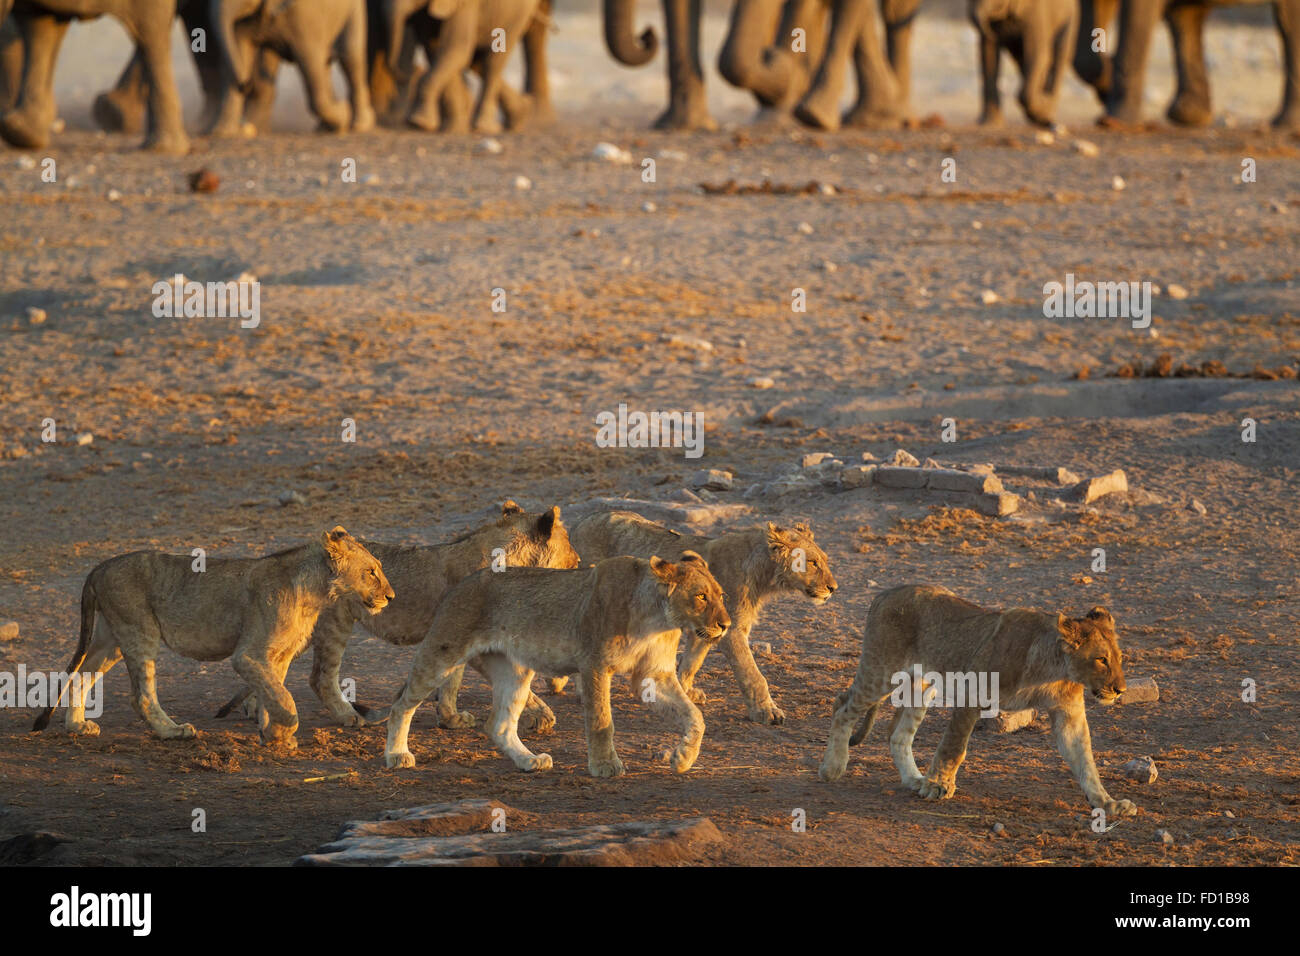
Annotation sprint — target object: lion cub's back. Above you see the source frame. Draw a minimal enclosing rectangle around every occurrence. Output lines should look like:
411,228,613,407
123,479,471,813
863,584,1005,668
571,511,706,563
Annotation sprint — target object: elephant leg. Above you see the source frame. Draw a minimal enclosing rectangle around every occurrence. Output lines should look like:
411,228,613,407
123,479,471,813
339,3,375,131
883,0,920,118
1073,0,1117,101
1018,20,1055,125
842,1,904,128
408,13,475,132
472,34,515,134
0,13,69,150
975,25,1002,125
297,45,350,132
209,28,253,136
93,48,148,135
498,78,534,130
655,0,717,129
0,17,21,113
1164,3,1211,126
1043,11,1078,122
716,0,789,107
524,0,556,123
1272,0,1300,129
182,4,226,132
440,70,472,134
1106,0,1161,125
126,8,190,153
796,0,872,131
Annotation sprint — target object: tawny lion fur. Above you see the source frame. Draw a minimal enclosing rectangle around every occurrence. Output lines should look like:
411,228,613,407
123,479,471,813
819,584,1137,817
559,511,837,723
32,527,393,749
384,551,731,777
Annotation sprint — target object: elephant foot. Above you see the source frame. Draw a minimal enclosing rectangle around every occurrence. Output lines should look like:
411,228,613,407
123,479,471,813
473,112,504,136
1167,92,1212,127
0,108,52,149
793,93,841,131
406,107,441,133
143,128,191,155
93,89,145,135
978,104,1004,126
653,97,717,132
749,105,797,129
1272,104,1300,132
351,103,376,133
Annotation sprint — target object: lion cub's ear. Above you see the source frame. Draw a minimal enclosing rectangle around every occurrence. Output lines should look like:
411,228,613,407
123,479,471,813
501,500,524,516
678,550,708,570
767,522,790,552
322,526,353,564
1057,612,1084,648
1086,607,1115,626
536,505,561,539
649,555,677,586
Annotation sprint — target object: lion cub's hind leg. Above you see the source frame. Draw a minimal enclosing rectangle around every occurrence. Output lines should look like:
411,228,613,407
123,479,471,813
479,653,552,771
918,706,981,800
580,667,623,778
122,649,197,740
819,683,886,782
385,640,466,769
889,706,928,791
63,621,122,737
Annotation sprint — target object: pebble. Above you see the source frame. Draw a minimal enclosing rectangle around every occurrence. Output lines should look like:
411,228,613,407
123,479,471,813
477,137,503,155
0,621,18,643
691,469,733,491
751,641,773,656
107,189,122,202
1112,175,1127,191
592,142,632,164
802,452,836,468
16,155,36,170
513,175,532,191
1034,130,1055,146
641,201,656,212
992,822,1006,835
278,490,307,507
25,307,46,325
1123,756,1159,784
748,376,775,389
661,333,712,351
1073,139,1100,158
887,449,920,467
75,433,93,446
1166,283,1189,299
1188,498,1207,515
797,221,813,234
979,289,1000,305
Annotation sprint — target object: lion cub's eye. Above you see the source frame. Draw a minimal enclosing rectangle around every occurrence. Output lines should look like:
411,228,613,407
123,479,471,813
694,593,706,604
1095,657,1108,666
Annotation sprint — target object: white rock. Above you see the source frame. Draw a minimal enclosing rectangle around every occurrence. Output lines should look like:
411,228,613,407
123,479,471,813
477,137,503,155
1166,283,1189,300
592,142,633,164
802,452,836,468
513,175,532,191
1157,829,1175,846
748,376,775,389
818,182,836,195
1112,175,1127,191
641,201,656,213
822,260,837,273
980,289,1000,305
1034,130,1055,146
107,189,122,202
751,641,772,656
75,433,94,446
797,221,813,234
16,155,36,170
278,490,307,506
661,333,712,351
887,449,920,467
691,469,733,491
25,307,46,325
1072,139,1100,158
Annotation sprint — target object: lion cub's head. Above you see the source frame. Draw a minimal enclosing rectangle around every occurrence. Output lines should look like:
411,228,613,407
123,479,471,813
650,551,731,643
498,501,582,569
1058,607,1126,704
767,522,837,604
322,526,394,615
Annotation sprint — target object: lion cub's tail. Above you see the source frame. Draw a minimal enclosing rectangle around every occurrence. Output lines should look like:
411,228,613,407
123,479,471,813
848,702,880,746
31,575,98,732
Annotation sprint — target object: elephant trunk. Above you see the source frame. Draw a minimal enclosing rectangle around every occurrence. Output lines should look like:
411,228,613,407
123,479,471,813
604,0,658,67
211,0,255,94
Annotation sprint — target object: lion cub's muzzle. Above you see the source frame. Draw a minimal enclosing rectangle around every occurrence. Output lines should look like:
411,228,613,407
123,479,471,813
1093,687,1122,705
806,585,835,605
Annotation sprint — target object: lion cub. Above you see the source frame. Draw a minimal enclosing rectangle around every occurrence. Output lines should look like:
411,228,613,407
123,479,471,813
563,512,837,724
32,527,393,749
384,551,731,777
820,585,1137,817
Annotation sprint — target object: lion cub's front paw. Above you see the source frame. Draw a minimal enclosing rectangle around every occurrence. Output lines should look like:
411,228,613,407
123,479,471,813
1103,798,1139,818
661,745,699,773
175,723,198,740
385,750,416,769
519,708,556,736
437,710,476,730
515,752,553,772
589,755,625,778
67,719,100,737
685,687,707,705
918,777,955,800
818,754,847,782
749,701,785,725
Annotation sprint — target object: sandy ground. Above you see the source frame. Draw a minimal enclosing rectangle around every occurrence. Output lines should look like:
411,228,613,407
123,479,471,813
0,5,1297,866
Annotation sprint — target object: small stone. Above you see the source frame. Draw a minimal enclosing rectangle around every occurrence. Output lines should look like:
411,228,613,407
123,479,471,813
861,452,879,463
1069,470,1128,504
641,201,656,212
16,155,36,170
477,137,503,154
188,168,220,193
1165,283,1189,300
797,221,813,234
278,490,307,507
1122,756,1159,784
513,175,532,191
979,289,1000,305
1034,130,1055,146
992,822,1006,835
802,452,836,468
922,458,941,469
1270,199,1287,214
1188,498,1207,515
887,449,920,467
1119,676,1159,704
0,621,18,642
592,142,633,164
361,173,381,186
841,465,876,489
751,641,772,656
1111,175,1126,191
975,492,1020,516
107,189,122,202
1072,139,1100,158
691,469,733,491
75,433,93,446
1224,810,1235,818
818,182,836,195
25,307,46,326
748,376,775,389
822,260,837,273
661,333,712,351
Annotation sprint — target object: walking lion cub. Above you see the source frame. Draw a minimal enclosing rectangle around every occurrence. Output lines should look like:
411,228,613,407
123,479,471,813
384,551,731,777
563,512,837,724
32,527,393,748
820,585,1137,817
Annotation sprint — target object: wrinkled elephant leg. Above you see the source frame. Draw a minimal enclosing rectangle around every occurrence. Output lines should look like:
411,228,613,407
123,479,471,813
472,33,517,134
842,1,904,128
130,8,190,153
1106,0,1161,125
717,0,788,107
242,47,279,134
524,0,556,124
0,17,21,113
1164,3,1210,126
1073,0,1117,102
339,3,375,131
93,48,148,134
182,3,226,132
298,45,350,132
0,13,68,150
499,79,534,130
655,0,717,129
1018,20,1055,125
883,0,920,119
1273,0,1300,129
408,12,475,132
975,25,1002,125
209,28,252,136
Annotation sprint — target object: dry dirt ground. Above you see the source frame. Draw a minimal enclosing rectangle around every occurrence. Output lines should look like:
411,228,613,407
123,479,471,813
0,15,1298,867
